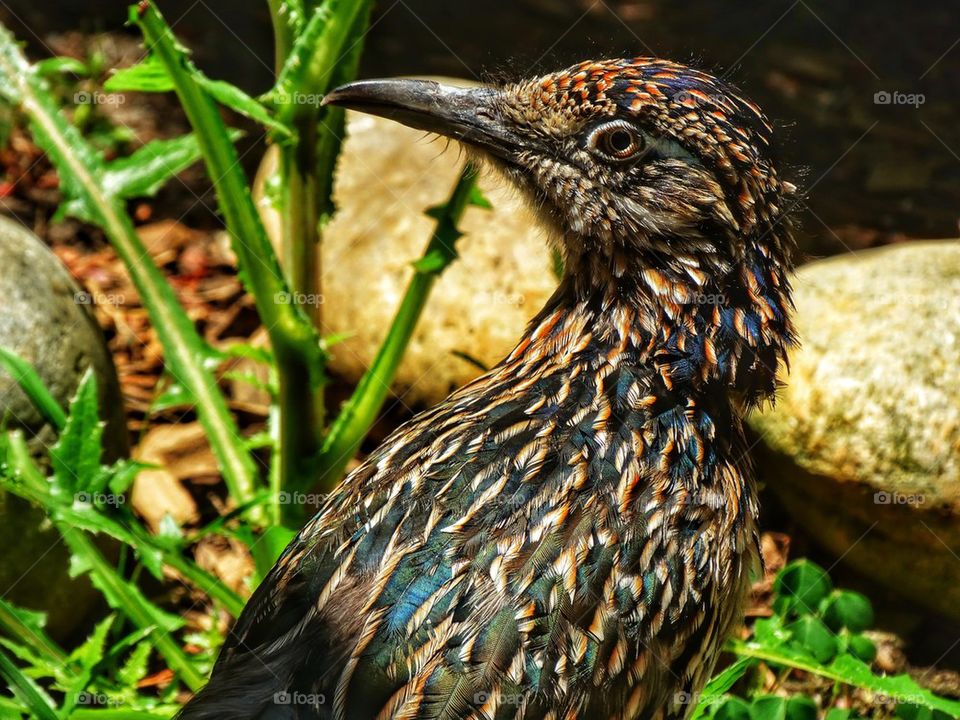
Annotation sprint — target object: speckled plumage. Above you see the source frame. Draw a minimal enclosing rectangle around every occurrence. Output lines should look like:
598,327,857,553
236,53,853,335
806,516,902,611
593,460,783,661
180,58,796,720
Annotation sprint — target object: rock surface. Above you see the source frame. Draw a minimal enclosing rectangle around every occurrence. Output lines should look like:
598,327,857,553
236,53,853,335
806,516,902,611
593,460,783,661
748,241,960,620
257,107,557,407
0,215,127,638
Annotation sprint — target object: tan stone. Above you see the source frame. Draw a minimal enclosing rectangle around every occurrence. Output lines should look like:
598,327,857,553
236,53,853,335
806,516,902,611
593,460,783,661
748,241,960,619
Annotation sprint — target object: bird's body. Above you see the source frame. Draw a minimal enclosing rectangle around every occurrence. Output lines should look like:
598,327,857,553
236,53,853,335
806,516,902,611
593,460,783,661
181,58,796,720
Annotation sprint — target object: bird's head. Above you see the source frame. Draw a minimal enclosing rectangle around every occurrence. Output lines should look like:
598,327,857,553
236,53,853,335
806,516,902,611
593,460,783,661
326,58,797,402
325,58,793,279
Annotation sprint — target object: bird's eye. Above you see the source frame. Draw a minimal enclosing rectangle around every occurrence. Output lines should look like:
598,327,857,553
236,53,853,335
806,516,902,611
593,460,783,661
587,121,646,162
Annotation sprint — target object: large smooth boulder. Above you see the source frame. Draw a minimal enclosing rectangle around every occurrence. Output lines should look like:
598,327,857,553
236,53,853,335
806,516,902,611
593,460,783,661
749,241,960,620
257,106,557,407
0,215,128,638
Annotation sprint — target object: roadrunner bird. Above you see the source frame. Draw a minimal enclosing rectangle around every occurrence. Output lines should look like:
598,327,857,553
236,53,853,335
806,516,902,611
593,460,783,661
181,57,796,720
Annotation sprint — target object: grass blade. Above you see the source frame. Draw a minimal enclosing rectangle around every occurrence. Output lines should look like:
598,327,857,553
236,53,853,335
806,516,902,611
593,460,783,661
0,346,67,431
0,643,60,720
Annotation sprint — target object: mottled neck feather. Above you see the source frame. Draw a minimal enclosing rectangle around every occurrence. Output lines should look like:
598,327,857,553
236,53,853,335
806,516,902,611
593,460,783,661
518,227,795,407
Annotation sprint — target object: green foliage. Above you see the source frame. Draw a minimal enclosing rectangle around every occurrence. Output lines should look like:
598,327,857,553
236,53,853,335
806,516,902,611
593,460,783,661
698,559,960,719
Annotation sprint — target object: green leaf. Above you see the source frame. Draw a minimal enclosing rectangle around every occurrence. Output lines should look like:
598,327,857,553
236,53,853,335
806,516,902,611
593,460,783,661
822,591,874,633
107,54,291,138
104,131,240,199
202,77,291,137
730,633,960,717
773,560,832,617
68,615,114,672
50,369,103,497
105,55,175,92
787,616,837,663
750,696,786,720
36,56,89,77
690,657,755,720
468,184,492,209
847,633,877,663
714,697,753,720
65,537,181,635
825,710,854,720
0,346,67,430
117,640,153,686
61,130,244,222
785,696,817,720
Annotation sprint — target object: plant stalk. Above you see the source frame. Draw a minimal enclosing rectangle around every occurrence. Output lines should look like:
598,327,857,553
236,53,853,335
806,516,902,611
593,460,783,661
135,2,327,505
314,164,480,494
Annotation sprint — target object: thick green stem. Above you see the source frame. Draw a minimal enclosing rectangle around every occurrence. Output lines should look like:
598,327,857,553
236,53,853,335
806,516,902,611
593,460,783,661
314,164,480,494
135,2,326,503
0,23,259,516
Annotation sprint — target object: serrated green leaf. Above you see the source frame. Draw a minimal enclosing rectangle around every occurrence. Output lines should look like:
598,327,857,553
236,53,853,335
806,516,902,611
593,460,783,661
730,635,960,717
773,559,832,617
68,615,114,672
50,369,103,497
468,184,492,209
105,55,175,93
118,640,154,687
104,131,239,198
202,78,291,137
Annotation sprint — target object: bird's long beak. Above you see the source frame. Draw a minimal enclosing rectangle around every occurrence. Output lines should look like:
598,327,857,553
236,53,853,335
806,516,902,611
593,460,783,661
323,79,520,164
